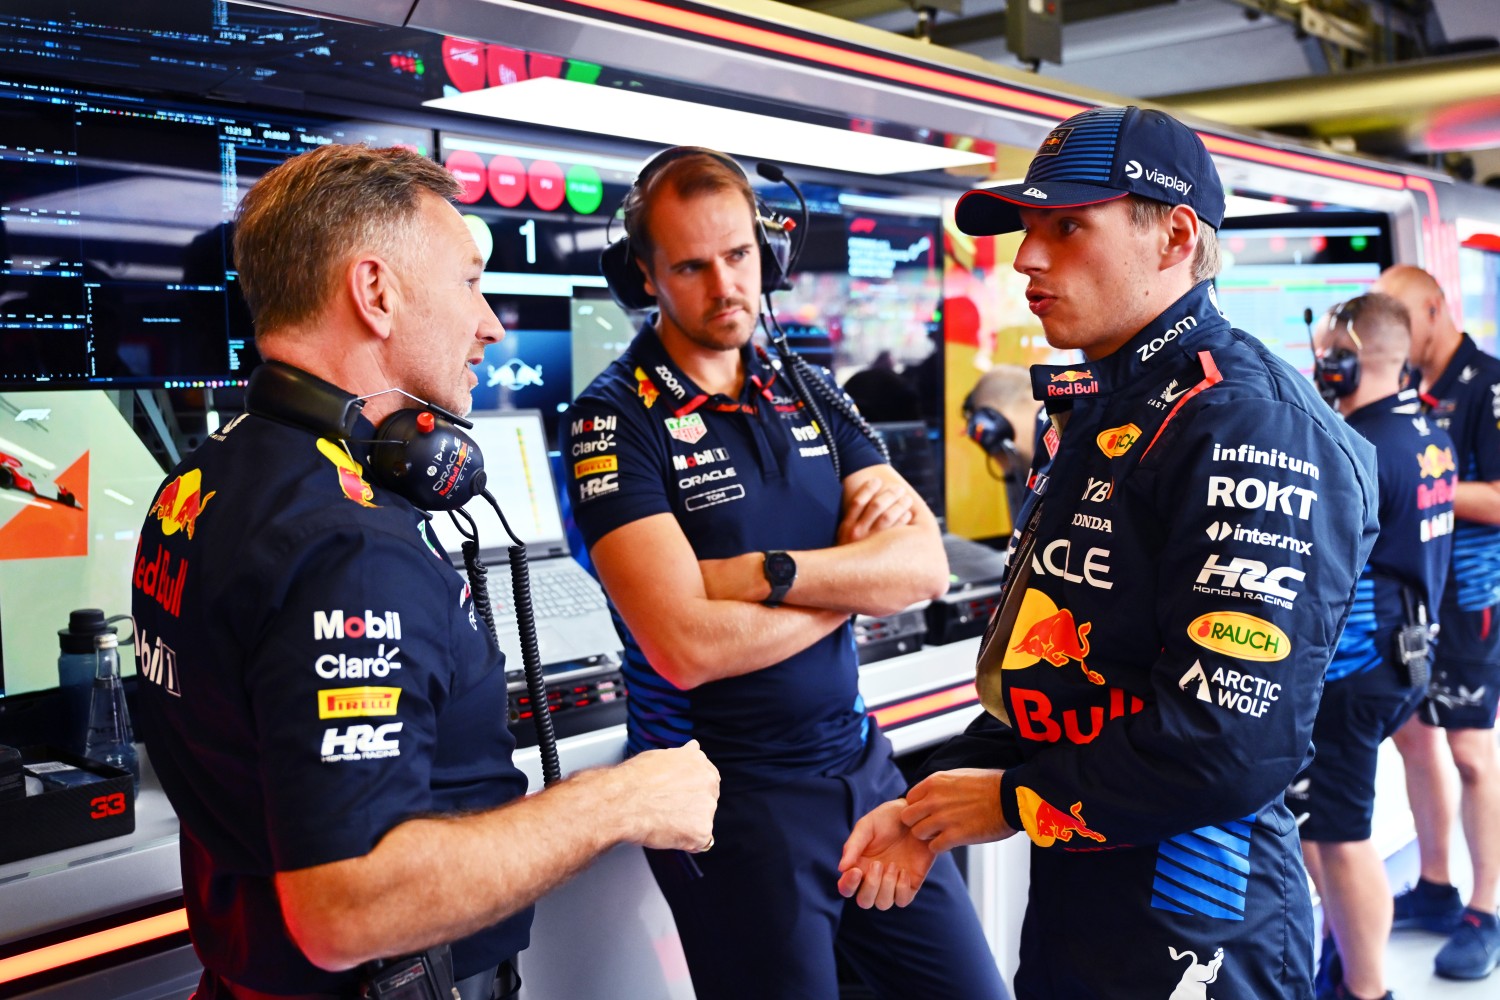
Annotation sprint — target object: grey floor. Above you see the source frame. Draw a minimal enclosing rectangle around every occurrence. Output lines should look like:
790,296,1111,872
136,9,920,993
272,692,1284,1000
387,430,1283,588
1326,800,1497,999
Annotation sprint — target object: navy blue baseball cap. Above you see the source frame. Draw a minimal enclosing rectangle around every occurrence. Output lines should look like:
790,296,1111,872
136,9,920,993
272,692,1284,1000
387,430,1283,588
956,105,1225,236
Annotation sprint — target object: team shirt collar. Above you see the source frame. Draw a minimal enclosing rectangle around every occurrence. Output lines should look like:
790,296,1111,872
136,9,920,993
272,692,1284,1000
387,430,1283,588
1028,280,1229,403
631,321,781,418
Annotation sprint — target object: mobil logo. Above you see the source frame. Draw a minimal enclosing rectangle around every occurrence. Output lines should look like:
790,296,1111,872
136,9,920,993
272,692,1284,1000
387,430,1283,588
1014,785,1106,848
1002,588,1104,686
313,609,403,641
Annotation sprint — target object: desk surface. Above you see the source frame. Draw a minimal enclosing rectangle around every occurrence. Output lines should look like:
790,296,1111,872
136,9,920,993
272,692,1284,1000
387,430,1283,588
0,639,983,946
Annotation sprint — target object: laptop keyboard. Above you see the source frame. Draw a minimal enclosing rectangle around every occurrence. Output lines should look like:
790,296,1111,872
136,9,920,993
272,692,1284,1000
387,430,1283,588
492,565,608,626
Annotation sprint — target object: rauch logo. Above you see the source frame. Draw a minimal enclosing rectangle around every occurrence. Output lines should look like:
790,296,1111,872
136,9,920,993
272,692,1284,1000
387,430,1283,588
1187,611,1289,662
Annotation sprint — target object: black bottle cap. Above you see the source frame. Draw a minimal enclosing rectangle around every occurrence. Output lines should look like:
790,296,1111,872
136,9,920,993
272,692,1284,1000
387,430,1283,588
58,608,117,654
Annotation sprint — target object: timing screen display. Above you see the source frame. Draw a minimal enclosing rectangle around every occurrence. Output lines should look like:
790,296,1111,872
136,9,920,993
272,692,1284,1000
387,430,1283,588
0,74,430,389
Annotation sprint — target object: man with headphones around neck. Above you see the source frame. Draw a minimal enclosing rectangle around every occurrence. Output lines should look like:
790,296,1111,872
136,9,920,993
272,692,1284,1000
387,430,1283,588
1373,264,1500,981
963,364,1044,523
133,143,719,1000
562,147,1007,999
1299,293,1455,1000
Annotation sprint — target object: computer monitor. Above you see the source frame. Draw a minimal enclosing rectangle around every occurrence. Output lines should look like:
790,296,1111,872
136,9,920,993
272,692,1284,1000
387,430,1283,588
0,72,432,391
0,390,167,698
1215,211,1392,376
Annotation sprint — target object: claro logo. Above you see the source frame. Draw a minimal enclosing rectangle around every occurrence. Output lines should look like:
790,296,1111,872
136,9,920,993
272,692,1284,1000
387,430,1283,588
1187,611,1290,662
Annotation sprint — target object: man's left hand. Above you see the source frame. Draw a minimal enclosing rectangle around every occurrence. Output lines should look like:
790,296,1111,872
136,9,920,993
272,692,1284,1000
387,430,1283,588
838,477,916,544
901,769,1016,853
837,799,937,910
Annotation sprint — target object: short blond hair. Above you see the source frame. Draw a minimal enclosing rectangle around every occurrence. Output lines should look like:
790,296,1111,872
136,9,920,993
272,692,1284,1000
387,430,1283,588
233,143,461,336
1127,195,1221,283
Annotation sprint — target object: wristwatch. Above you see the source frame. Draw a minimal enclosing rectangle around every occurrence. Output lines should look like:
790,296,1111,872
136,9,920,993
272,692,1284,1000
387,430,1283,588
762,550,797,607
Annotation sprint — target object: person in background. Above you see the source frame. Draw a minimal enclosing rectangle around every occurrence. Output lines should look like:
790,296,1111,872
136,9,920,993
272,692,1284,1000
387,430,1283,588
1298,293,1456,1000
563,146,1008,1000
134,143,719,1000
1374,263,1500,981
839,105,1379,1000
961,363,1043,520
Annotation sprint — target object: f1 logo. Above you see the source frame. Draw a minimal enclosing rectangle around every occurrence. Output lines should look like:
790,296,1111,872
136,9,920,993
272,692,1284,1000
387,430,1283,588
90,792,127,819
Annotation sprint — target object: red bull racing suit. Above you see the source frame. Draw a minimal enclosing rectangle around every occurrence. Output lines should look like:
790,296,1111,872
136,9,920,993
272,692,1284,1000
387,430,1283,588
563,326,1007,1000
925,281,1379,999
133,402,530,997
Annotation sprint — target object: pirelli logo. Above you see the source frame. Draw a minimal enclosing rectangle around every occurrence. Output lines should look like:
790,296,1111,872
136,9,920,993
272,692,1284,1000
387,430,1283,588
318,686,402,719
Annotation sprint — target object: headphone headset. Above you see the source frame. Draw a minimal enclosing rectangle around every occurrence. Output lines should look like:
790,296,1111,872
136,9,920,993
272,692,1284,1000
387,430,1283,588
962,389,1019,465
245,361,488,511
1310,302,1362,400
599,146,794,312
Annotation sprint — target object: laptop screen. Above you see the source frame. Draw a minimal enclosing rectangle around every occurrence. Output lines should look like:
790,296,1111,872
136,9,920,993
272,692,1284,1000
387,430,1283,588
427,410,568,559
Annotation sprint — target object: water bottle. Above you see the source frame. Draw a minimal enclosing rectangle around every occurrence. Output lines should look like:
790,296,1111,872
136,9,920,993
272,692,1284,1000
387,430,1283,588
58,609,116,755
82,632,139,794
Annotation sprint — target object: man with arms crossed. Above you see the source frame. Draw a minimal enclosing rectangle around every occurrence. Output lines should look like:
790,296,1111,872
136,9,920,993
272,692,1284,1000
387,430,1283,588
1376,263,1500,980
135,143,718,1000
840,107,1379,999
564,147,1007,1000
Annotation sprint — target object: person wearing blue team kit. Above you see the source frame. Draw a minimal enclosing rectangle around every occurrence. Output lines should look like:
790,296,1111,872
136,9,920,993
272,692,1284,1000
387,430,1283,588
1297,293,1456,1000
133,143,719,1000
839,106,1379,1000
1375,263,1500,980
562,147,1007,1000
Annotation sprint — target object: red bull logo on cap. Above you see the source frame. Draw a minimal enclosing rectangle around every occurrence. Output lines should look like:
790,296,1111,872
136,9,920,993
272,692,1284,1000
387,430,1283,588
1188,611,1289,662
1015,785,1106,848
1003,589,1105,685
150,468,216,539
635,366,659,410
1096,423,1142,458
1036,127,1072,156
317,439,377,508
1416,443,1456,480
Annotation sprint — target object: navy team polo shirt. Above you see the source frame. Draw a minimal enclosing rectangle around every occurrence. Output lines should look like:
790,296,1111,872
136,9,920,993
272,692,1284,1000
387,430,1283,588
1422,334,1500,611
564,324,885,776
1328,390,1456,681
134,408,530,995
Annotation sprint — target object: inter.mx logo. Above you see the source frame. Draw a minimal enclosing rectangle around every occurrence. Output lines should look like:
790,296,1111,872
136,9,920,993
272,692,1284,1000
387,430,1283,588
1204,521,1312,555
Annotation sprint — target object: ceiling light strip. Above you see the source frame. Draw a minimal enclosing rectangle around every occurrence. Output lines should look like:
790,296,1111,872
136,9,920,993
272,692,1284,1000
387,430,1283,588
549,0,1087,121
0,909,189,985
1200,135,1407,190
546,0,1421,196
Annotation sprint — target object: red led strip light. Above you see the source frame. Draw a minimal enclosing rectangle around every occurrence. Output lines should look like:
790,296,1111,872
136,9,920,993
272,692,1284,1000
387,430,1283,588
871,683,979,729
0,909,189,985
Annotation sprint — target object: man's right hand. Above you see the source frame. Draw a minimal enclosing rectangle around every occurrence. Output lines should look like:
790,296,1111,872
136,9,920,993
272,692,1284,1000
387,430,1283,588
618,739,720,851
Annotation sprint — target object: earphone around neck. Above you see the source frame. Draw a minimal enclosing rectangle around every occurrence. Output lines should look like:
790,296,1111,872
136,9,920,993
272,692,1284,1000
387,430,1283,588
245,360,487,511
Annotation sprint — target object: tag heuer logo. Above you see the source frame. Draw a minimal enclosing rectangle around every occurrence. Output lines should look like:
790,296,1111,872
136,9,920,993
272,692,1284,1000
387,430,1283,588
1125,159,1143,179
1022,187,1048,199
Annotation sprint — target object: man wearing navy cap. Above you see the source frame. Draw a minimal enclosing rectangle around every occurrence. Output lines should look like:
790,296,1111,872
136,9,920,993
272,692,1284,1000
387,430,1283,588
841,106,1380,999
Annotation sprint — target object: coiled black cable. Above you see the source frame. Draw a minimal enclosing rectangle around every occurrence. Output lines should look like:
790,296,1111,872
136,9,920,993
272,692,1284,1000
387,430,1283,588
449,500,561,787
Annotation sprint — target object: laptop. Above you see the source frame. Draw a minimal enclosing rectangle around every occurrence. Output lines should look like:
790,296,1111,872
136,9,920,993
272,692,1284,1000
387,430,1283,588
872,421,1009,590
427,410,623,677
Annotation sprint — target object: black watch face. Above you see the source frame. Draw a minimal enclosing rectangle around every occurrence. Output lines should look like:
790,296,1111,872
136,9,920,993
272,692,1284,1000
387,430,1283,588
766,551,796,583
